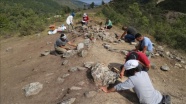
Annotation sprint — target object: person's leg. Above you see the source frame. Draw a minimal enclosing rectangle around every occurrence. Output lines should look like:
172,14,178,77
55,47,67,54
107,26,112,29
124,34,135,42
70,23,74,30
67,24,70,32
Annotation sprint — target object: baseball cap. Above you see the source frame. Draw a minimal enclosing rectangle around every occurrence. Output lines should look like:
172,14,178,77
124,60,139,70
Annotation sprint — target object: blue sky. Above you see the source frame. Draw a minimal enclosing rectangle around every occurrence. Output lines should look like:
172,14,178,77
77,0,111,4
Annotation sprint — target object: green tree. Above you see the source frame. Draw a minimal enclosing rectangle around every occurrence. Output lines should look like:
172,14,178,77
102,0,105,5
90,2,95,9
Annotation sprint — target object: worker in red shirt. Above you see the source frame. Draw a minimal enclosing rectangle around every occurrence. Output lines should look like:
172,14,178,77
120,51,150,78
81,13,89,26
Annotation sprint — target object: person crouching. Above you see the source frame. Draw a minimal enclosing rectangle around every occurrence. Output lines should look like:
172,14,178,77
54,34,76,54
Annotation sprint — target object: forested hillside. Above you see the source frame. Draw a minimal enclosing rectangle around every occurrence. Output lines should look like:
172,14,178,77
54,0,88,9
158,0,186,13
0,0,71,36
100,0,186,51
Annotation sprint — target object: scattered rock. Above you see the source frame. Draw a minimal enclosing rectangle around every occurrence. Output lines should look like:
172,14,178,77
151,63,157,69
59,98,76,104
120,50,129,55
41,50,50,56
130,42,137,45
160,65,170,71
165,51,170,56
46,42,52,45
154,53,160,56
84,91,97,98
78,81,85,86
91,63,118,86
70,86,82,90
57,77,65,83
104,44,111,49
181,60,185,64
84,62,94,69
175,63,182,68
63,50,77,58
169,54,174,59
84,39,91,46
175,57,182,62
69,67,78,72
62,60,69,65
63,73,70,78
22,82,43,97
6,47,13,52
157,46,164,51
77,66,87,71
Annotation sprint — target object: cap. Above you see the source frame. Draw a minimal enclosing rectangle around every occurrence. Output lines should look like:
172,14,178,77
60,34,67,39
124,60,139,70
83,13,87,17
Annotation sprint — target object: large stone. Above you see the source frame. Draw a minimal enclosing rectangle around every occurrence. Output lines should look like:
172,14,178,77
91,63,118,86
160,65,170,71
84,91,97,98
59,98,76,104
22,82,43,97
77,43,84,51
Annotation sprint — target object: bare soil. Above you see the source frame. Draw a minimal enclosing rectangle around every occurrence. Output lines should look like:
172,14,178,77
1,17,186,104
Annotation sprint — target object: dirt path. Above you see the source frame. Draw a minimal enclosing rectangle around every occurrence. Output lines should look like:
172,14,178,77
1,16,186,104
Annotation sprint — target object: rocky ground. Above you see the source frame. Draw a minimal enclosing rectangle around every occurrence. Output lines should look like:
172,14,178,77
1,16,186,104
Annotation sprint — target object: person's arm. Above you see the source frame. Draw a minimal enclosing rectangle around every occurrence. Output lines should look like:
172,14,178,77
142,46,147,53
120,31,127,39
100,86,116,93
101,79,134,93
120,66,125,78
139,52,150,69
70,16,73,24
67,41,77,47
135,43,140,51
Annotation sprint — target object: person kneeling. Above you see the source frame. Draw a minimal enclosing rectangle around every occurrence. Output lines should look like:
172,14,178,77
101,60,171,104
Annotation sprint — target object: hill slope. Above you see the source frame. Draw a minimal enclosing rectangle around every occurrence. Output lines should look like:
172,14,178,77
54,0,88,9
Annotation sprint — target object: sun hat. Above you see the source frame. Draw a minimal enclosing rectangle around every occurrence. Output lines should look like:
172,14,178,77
124,60,139,70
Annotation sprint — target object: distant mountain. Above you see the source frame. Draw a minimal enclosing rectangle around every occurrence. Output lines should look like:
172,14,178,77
54,0,88,9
